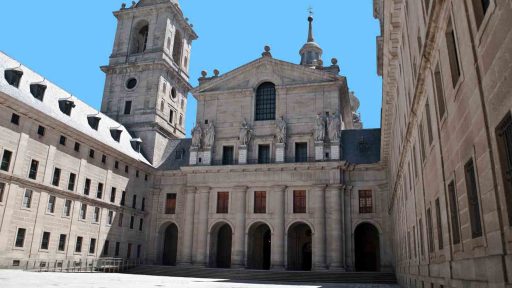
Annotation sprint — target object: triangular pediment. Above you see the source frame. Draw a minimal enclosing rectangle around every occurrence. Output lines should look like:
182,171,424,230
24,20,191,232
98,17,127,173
192,57,342,95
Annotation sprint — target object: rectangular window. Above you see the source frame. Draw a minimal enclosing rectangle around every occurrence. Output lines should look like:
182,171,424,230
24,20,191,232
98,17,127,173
22,189,33,208
118,213,123,227
496,113,512,225
11,113,19,125
59,135,67,146
124,101,132,115
63,200,72,217
141,198,145,211
37,125,46,136
139,218,143,231
15,228,26,248
125,165,129,173
47,196,56,213
28,159,39,180
115,242,120,257
127,243,132,259
80,203,87,220
74,142,80,152
52,168,61,187
426,208,435,253
41,231,50,250
295,143,308,163
169,109,174,123
84,179,91,196
129,216,134,229
446,16,461,88
165,193,176,214
472,0,490,29
102,240,109,256
97,183,103,199
89,238,96,254
258,145,271,164
114,161,119,169
465,159,483,238
419,123,426,163
101,155,107,164
222,146,234,165
425,101,433,145
419,218,425,256
68,173,76,191
110,187,116,203
293,190,307,213
137,244,142,258
75,236,83,253
89,149,95,159
1,150,13,171
121,191,126,206
132,195,137,209
359,190,373,214
0,182,5,202
58,234,66,251
435,198,443,250
107,211,114,225
93,207,100,223
433,65,446,119
254,191,266,214
217,192,229,214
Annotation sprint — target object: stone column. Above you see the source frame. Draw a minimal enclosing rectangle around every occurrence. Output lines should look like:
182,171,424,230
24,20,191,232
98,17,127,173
275,143,285,163
315,141,324,161
271,185,287,270
180,186,197,265
194,186,210,266
325,184,343,270
232,186,248,267
311,185,327,270
238,146,248,165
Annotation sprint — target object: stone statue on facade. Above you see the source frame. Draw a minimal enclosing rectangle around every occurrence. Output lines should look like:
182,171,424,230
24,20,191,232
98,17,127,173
314,114,325,142
275,116,287,144
191,124,202,148
239,119,253,146
328,111,342,142
204,122,215,148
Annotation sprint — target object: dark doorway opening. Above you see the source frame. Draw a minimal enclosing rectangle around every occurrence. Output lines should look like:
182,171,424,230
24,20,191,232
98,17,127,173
287,222,312,271
210,223,232,268
247,223,271,270
162,223,178,266
354,223,380,271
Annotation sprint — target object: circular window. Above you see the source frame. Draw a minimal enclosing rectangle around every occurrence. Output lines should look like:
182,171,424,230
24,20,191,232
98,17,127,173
171,87,177,99
126,78,138,90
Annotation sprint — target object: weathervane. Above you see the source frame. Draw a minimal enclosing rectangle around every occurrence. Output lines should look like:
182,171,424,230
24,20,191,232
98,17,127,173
308,6,314,17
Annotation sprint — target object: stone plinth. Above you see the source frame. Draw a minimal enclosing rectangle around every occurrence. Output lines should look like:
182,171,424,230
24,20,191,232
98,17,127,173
330,142,340,160
189,147,198,165
276,143,285,163
201,149,212,165
315,141,324,161
239,145,247,164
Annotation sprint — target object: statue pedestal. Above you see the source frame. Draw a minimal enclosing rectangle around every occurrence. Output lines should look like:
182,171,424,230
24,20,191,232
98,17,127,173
276,143,285,163
189,147,198,165
201,149,212,165
239,145,247,165
315,141,324,161
330,142,340,160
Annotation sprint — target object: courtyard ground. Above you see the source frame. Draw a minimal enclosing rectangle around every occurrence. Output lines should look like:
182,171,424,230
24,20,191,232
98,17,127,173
0,270,400,288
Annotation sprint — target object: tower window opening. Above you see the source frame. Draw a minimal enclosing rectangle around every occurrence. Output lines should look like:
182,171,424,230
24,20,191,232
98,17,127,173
130,22,149,55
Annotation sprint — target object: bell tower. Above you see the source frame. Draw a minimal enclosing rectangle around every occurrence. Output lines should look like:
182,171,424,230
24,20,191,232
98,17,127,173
100,0,197,165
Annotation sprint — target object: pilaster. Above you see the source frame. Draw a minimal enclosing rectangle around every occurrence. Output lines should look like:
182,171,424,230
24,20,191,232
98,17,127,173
271,185,287,270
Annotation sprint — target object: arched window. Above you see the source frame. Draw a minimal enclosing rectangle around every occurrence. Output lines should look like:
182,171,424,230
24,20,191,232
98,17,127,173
172,30,183,65
255,82,276,121
130,21,149,55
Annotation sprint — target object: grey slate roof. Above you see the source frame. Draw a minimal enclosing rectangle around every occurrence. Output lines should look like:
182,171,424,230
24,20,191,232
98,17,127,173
341,129,381,164
157,138,192,170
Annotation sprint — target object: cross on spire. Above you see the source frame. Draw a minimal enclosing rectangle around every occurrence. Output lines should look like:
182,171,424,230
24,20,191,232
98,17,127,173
308,6,314,17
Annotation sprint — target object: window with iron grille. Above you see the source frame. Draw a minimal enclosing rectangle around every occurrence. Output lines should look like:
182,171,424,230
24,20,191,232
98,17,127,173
75,236,83,252
497,113,512,226
41,232,50,250
102,240,109,256
293,190,307,213
47,196,56,213
222,146,234,165
254,191,266,214
15,228,26,248
217,192,229,214
130,216,135,229
258,145,271,164
63,200,72,217
28,159,39,180
58,234,66,251
1,150,12,171
295,143,308,163
22,189,32,208
89,238,96,254
110,187,116,203
68,173,76,191
97,183,103,199
358,190,373,214
255,82,276,121
165,193,176,214
80,204,87,220
465,159,482,238
52,168,61,187
84,178,91,196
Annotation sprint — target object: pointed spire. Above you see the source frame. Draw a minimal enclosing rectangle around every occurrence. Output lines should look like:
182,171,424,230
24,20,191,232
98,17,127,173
307,15,315,42
299,8,323,67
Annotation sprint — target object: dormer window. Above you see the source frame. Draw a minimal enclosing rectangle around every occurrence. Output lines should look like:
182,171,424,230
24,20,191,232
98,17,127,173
130,138,142,152
30,84,47,101
4,69,23,88
110,128,122,142
87,115,101,130
58,99,75,116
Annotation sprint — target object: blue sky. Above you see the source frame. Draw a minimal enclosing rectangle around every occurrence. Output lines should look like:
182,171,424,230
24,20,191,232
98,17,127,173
0,0,382,136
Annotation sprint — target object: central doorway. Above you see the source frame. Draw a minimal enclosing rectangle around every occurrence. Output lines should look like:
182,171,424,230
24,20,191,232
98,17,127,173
287,222,312,271
162,223,178,266
210,223,232,268
354,223,380,271
247,223,271,270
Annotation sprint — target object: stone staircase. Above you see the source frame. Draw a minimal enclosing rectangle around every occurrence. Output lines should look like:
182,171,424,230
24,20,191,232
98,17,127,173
125,265,397,284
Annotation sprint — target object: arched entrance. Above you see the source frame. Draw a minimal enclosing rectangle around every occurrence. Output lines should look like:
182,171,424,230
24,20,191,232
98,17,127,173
287,222,312,271
210,223,232,268
162,223,178,266
247,223,271,270
354,223,380,271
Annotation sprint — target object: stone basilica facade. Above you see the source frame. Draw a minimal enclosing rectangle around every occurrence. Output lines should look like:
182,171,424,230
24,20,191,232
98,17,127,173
0,0,511,287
